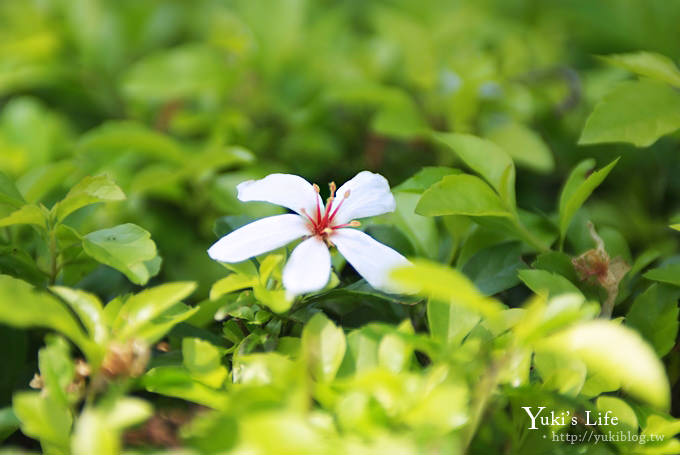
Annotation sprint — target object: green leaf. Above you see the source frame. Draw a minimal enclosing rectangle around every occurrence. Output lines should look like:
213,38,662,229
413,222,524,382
82,223,159,285
209,274,258,300
0,275,94,359
600,51,680,87
626,284,680,356
596,396,638,432
540,321,670,409
533,352,586,396
371,93,428,139
50,287,108,345
518,269,583,298
72,399,152,455
13,392,71,454
113,282,197,341
0,171,24,209
393,192,438,258
391,260,504,317
52,175,125,222
337,327,380,376
486,122,554,174
428,300,480,348
38,336,75,409
301,313,346,382
0,204,47,229
393,167,461,193
643,263,680,286
432,132,516,208
462,242,524,295
558,158,619,242
416,174,513,217
142,366,227,409
182,338,228,388
579,80,680,147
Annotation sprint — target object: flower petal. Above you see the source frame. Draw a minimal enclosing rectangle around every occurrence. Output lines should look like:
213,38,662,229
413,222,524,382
332,228,410,293
208,214,308,263
330,171,396,225
282,237,331,296
237,173,323,216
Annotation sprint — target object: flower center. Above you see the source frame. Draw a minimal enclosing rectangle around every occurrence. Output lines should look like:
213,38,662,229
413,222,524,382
300,182,360,242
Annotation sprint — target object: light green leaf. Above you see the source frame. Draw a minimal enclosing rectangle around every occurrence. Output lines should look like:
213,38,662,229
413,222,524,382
38,336,75,409
579,80,680,147
252,286,292,313
302,313,346,382
13,392,71,454
113,281,197,340
391,260,504,317
371,93,428,139
643,263,680,286
0,275,94,359
626,284,679,356
258,254,284,285
53,175,125,222
72,399,152,455
432,132,516,208
486,122,554,174
142,366,227,409
82,223,159,285
0,204,47,229
182,338,228,388
534,352,586,396
50,287,108,346
393,167,461,193
671,224,680,231
416,174,513,217
337,327,381,376
558,158,619,242
428,300,480,347
596,396,638,432
601,51,680,87
540,321,670,409
210,274,258,300
518,269,583,298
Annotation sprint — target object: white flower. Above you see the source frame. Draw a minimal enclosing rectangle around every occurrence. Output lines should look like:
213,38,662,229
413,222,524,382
208,171,411,296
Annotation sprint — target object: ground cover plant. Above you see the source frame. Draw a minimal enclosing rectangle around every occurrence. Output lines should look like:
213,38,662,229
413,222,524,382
1,0,680,454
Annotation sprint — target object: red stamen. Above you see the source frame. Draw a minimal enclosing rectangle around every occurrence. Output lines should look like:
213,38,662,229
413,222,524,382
323,182,337,226
300,208,315,225
328,189,350,224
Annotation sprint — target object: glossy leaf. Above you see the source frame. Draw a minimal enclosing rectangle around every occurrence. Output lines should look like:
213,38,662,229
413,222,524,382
53,175,125,222
82,223,159,285
416,174,512,218
301,313,346,382
626,284,680,356
601,51,680,87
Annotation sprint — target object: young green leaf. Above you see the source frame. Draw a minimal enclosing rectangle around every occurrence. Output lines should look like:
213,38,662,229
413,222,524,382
626,284,680,356
0,275,94,359
540,321,670,410
558,158,619,243
82,223,159,285
113,281,197,340
50,287,108,345
301,313,346,382
13,392,72,454
432,132,516,208
416,174,513,218
52,175,125,222
0,204,48,229
210,274,258,300
391,260,504,317
182,338,228,388
600,51,680,87
579,80,680,147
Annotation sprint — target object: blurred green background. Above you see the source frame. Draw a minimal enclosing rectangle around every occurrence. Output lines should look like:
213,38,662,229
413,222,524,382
1,0,679,297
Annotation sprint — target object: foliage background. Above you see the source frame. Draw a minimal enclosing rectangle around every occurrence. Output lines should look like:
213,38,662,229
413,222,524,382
0,0,680,454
